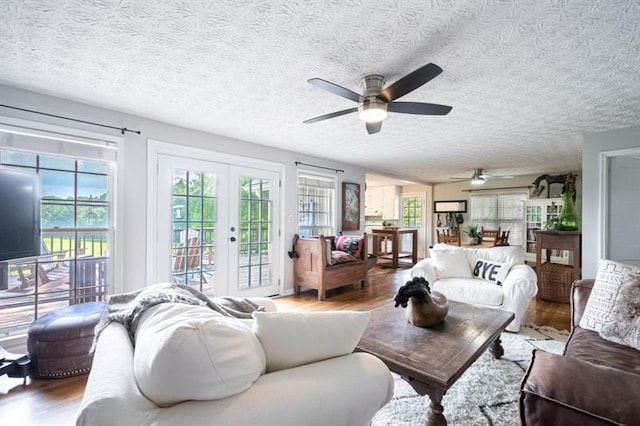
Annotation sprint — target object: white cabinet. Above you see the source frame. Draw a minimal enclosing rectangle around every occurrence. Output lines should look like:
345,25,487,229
365,187,383,216
366,186,400,219
523,198,569,264
381,186,400,220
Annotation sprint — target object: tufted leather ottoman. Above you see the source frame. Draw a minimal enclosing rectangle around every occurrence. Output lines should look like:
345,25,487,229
27,301,107,378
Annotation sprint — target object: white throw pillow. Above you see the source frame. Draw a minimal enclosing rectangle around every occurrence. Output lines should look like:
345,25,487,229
252,311,370,373
579,259,640,332
431,247,472,279
472,258,509,285
134,303,266,407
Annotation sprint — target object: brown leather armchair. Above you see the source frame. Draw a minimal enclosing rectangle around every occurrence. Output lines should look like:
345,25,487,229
519,279,640,425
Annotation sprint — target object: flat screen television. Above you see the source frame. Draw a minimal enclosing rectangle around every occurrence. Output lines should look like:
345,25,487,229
0,169,41,261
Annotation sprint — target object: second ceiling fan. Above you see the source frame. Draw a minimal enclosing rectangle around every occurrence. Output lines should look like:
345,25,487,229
303,63,452,134
449,168,514,185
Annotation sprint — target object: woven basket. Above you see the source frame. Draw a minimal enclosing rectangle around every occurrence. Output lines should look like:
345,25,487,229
538,263,573,303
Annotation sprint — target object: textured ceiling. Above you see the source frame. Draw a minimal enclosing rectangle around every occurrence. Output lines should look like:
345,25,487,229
1,0,640,183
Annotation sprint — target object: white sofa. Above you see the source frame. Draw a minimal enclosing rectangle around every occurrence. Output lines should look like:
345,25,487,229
76,298,393,426
411,244,538,332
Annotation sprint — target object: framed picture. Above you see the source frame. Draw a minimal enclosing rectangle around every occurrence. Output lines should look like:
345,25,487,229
434,200,467,213
342,182,361,231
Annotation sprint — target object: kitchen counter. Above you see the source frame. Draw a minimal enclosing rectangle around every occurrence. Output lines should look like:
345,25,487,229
371,228,418,268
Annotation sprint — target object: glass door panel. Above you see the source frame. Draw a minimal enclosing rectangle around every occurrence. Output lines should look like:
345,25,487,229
157,155,229,297
229,167,279,297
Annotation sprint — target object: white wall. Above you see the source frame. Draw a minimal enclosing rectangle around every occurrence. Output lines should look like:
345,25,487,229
582,126,640,277
0,85,365,294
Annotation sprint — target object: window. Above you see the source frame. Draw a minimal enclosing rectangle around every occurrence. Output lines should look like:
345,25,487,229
470,192,527,246
297,171,336,237
0,127,116,337
402,196,423,227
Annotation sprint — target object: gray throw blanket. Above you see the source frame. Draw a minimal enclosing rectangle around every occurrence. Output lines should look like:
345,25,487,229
92,282,264,350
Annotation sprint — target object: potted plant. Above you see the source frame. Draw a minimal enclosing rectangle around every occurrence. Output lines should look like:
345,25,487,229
464,224,482,245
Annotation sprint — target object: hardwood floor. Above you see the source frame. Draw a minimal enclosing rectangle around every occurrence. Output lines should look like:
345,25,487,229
0,266,571,425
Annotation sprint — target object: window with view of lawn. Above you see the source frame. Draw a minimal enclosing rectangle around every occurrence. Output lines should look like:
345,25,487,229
0,128,116,337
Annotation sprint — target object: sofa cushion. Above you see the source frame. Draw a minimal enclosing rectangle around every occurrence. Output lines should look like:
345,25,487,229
330,250,358,265
133,303,266,407
579,259,640,332
599,271,640,350
564,327,640,375
252,310,370,373
431,246,472,279
432,278,503,306
472,258,509,285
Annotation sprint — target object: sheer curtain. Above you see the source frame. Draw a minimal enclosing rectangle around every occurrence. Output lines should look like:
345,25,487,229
470,192,527,246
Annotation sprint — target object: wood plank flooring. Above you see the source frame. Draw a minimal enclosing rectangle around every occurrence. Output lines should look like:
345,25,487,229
0,266,571,425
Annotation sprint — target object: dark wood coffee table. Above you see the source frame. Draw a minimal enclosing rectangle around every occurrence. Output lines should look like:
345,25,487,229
356,300,515,426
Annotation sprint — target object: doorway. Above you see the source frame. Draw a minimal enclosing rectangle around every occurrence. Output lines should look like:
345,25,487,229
149,142,282,298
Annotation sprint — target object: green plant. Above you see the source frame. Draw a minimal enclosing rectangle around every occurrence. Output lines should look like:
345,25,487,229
464,224,481,239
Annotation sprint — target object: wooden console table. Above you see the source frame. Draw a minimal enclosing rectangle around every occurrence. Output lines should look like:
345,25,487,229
372,228,418,268
534,230,582,303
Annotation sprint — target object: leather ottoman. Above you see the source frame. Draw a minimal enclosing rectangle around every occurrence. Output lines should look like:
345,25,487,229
27,301,106,378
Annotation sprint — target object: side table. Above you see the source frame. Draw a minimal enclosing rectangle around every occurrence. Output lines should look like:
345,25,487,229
534,230,581,303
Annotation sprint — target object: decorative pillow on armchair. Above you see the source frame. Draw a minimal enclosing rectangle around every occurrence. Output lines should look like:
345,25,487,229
472,258,509,285
431,246,472,279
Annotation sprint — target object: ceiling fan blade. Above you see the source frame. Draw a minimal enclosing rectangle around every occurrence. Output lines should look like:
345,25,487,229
366,121,382,134
307,78,363,103
379,63,443,102
387,102,452,116
303,107,358,124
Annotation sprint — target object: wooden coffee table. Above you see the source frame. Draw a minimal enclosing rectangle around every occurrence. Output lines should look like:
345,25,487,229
356,300,515,426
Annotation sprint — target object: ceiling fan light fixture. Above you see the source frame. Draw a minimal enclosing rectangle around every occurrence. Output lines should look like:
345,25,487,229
471,175,485,185
358,99,388,123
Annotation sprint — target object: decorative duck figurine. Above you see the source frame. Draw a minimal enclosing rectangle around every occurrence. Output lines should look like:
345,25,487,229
394,276,449,328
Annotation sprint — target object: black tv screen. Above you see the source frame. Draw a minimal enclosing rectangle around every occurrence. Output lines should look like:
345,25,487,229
0,169,41,261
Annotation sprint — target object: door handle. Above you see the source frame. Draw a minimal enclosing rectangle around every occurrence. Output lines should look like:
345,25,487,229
230,236,236,242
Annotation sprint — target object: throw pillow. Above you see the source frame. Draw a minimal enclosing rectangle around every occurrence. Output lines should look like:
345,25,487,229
431,247,472,279
133,303,266,407
472,258,509,285
579,259,640,332
252,310,370,373
336,235,363,259
599,271,640,350
331,250,358,264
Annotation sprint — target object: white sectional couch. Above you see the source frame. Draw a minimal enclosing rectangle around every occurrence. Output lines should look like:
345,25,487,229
411,244,538,332
76,297,393,426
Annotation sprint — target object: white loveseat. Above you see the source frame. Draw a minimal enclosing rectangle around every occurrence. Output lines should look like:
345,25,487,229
76,297,393,426
411,244,538,332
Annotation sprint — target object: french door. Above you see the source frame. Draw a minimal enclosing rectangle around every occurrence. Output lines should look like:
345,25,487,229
155,154,280,298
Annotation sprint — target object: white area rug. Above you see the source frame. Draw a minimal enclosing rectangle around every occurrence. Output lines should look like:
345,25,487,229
371,324,569,426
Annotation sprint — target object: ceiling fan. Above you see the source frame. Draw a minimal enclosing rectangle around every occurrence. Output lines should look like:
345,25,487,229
449,169,514,185
303,63,452,134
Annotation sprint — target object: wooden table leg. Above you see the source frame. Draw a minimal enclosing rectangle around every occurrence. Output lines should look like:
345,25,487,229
392,233,399,269
490,336,505,359
402,376,448,426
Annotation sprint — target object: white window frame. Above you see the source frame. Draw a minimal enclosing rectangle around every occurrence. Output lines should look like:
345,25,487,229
296,169,337,237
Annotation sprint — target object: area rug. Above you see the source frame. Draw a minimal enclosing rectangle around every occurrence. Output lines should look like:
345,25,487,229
371,324,569,426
